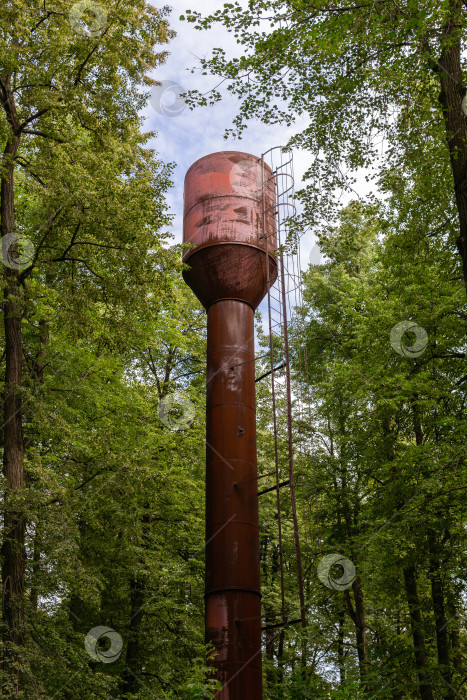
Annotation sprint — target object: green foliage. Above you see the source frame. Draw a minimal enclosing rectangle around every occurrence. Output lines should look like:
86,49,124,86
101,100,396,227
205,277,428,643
255,180,466,696
182,0,465,247
161,649,222,699
1,0,467,697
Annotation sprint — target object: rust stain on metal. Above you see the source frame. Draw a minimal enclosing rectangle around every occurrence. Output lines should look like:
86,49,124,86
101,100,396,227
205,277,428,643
182,152,277,699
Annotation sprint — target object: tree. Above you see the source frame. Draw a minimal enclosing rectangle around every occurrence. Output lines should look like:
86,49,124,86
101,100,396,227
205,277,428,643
294,196,466,697
0,0,176,692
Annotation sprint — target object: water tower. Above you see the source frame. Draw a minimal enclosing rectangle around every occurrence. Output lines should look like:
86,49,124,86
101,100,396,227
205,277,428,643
182,151,277,697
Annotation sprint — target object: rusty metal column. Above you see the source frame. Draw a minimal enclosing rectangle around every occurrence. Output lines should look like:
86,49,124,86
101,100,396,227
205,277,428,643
182,152,277,698
206,299,260,696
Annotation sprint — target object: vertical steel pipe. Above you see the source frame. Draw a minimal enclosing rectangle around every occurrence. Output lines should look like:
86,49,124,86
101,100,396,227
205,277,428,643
182,152,277,698
205,299,261,696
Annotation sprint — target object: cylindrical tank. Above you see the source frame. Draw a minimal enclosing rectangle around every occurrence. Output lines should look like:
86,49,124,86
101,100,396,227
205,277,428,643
182,152,277,698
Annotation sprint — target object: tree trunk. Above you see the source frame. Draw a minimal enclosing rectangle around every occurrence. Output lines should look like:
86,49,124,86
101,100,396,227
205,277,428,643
264,602,277,689
344,575,370,688
403,566,434,700
121,511,151,695
436,0,467,294
1,130,26,690
411,399,453,698
277,628,285,698
353,576,369,683
447,592,462,673
29,320,49,615
337,602,346,686
427,530,454,699
29,526,40,614
121,573,145,695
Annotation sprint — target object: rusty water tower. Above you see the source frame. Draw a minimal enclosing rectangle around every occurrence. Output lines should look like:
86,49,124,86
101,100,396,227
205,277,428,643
182,152,277,697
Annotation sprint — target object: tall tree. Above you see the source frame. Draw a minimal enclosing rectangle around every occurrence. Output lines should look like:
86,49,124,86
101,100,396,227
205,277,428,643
0,0,174,691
